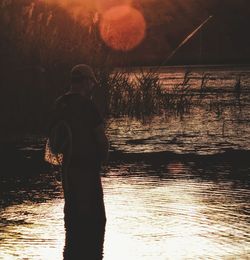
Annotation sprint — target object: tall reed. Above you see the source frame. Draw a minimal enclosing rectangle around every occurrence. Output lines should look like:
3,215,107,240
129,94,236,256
98,69,196,119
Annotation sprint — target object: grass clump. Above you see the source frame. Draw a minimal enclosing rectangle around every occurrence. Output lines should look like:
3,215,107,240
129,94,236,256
101,70,165,118
98,69,196,119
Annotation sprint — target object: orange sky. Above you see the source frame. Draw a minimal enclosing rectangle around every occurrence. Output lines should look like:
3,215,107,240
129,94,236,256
9,0,250,64
44,0,146,51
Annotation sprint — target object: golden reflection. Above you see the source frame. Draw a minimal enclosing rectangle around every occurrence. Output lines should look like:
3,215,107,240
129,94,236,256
1,169,249,259
167,161,186,174
0,199,64,259
102,170,248,259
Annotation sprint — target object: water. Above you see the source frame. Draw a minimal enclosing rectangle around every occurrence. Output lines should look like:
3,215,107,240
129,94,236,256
0,161,249,259
0,65,250,259
156,65,250,91
107,66,250,154
107,110,250,154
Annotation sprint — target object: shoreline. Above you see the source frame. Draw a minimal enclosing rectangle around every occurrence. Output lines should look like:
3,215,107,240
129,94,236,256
119,63,250,73
1,145,249,177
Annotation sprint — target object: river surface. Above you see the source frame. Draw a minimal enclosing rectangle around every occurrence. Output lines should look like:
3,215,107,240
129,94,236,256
0,160,249,259
108,65,250,154
0,66,250,259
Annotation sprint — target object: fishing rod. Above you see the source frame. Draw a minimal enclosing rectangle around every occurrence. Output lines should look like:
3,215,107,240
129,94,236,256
150,15,214,74
164,15,213,65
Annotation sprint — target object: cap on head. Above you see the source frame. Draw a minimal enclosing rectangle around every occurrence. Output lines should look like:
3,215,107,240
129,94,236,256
71,64,98,84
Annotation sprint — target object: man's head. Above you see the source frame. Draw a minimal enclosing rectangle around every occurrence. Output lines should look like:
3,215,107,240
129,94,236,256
70,64,98,97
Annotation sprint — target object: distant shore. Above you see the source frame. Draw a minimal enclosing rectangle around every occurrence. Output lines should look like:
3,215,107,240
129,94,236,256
120,63,250,72
1,140,249,177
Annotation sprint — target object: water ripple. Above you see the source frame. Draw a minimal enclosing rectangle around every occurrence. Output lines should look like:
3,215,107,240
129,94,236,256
0,161,249,259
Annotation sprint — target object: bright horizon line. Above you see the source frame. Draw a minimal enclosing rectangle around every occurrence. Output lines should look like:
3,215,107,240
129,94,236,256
116,63,250,71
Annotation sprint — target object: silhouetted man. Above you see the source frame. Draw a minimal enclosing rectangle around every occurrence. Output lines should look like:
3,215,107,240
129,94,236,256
51,64,109,260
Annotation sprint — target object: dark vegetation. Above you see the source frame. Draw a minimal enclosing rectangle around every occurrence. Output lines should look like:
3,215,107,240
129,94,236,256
0,1,248,139
0,0,109,137
0,1,248,180
103,68,246,123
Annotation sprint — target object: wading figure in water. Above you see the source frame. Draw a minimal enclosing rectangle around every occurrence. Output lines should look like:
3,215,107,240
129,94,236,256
50,64,109,259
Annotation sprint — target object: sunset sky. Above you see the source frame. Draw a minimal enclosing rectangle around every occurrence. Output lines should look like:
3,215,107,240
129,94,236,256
50,0,249,65
1,0,250,66
116,0,250,65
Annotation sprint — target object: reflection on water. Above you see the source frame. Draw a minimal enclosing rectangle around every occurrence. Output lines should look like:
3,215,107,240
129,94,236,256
156,66,250,91
1,66,249,259
0,200,64,260
107,66,250,154
107,108,250,154
0,161,249,259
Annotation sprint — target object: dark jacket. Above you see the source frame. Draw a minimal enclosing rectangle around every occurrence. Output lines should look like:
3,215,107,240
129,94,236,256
50,93,103,169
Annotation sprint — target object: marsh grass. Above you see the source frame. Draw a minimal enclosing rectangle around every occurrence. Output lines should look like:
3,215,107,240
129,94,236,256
98,69,199,119
100,70,165,118
0,1,109,134
163,70,195,117
99,69,245,121
0,1,245,133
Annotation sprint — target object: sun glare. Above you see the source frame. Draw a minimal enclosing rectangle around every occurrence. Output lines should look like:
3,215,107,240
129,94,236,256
44,0,95,26
96,0,132,12
42,1,146,51
99,5,146,51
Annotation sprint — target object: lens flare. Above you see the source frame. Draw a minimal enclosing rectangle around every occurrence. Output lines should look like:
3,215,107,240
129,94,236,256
96,0,131,12
99,5,146,51
45,0,95,26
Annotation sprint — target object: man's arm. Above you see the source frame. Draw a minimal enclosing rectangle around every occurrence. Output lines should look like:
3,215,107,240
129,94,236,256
94,124,109,164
